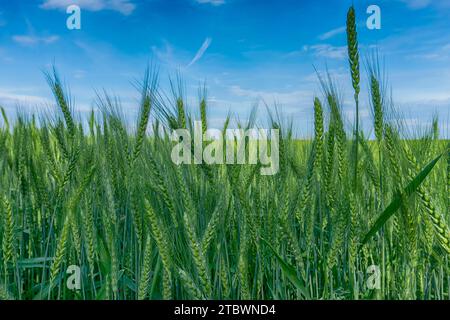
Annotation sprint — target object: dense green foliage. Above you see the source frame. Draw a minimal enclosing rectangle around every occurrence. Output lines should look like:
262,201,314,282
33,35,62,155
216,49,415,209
0,6,449,300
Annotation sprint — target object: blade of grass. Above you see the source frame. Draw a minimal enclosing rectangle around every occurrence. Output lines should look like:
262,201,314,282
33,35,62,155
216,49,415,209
261,238,310,299
361,153,443,247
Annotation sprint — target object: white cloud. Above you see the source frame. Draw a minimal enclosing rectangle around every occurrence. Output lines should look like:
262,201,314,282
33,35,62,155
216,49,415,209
152,41,178,67
196,0,225,6
12,35,59,46
303,44,347,60
318,26,346,41
40,0,136,15
187,37,212,68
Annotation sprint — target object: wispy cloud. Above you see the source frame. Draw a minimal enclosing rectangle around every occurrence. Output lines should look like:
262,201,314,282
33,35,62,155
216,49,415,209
73,70,87,79
195,0,226,6
229,85,312,108
303,44,347,59
40,0,136,15
407,43,450,61
318,26,346,40
0,11,6,27
0,88,51,106
399,0,432,9
187,37,212,68
0,47,11,63
152,41,179,67
399,0,450,9
13,35,59,46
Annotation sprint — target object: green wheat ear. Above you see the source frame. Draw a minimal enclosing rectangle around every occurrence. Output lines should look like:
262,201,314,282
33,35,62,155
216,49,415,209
138,235,153,300
346,6,360,98
313,97,324,178
0,106,9,130
49,214,71,291
370,75,383,145
45,67,76,137
177,97,186,129
1,194,15,271
200,99,208,134
346,5,361,188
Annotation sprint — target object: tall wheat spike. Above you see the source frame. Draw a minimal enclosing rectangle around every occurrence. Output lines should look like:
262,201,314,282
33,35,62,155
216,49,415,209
45,68,76,137
346,5,361,188
131,73,153,165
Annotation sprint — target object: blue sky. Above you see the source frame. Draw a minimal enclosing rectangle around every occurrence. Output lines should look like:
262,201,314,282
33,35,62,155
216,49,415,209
0,0,449,137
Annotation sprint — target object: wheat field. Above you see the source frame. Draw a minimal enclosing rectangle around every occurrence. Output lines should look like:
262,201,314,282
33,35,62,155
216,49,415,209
0,6,449,300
